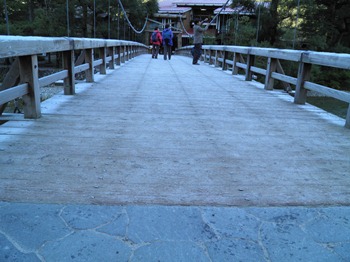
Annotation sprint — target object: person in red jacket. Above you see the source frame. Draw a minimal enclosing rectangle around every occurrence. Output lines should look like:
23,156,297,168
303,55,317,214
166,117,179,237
150,27,162,59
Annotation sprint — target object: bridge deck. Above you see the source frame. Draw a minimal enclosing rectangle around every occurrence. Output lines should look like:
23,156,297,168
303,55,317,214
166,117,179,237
1,54,349,207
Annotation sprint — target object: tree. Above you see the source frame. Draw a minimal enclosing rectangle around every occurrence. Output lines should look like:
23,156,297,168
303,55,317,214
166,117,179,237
300,0,350,51
0,0,157,40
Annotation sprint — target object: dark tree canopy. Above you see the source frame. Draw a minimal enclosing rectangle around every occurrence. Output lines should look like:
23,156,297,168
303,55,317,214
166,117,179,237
0,0,158,39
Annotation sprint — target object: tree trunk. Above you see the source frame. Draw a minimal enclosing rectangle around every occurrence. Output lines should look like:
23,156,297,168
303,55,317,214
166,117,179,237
269,0,279,45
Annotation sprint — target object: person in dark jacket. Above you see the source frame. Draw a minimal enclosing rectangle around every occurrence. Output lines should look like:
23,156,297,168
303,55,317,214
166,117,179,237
150,27,162,59
192,18,209,65
162,24,173,60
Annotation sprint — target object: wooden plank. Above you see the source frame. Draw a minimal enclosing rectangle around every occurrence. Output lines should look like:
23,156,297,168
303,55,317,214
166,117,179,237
39,70,68,87
276,59,292,91
294,62,312,105
0,58,20,115
108,47,115,69
301,51,350,70
0,84,28,104
75,63,90,73
75,50,86,66
0,36,148,59
251,66,266,76
99,47,107,75
304,81,350,103
245,54,255,81
236,62,247,69
264,58,277,90
19,55,41,118
85,49,94,82
0,36,71,58
250,48,302,62
271,72,298,86
63,50,75,95
93,59,103,67
1,55,350,207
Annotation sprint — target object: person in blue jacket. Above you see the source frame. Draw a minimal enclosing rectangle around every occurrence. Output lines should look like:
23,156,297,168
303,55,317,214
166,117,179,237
162,24,173,60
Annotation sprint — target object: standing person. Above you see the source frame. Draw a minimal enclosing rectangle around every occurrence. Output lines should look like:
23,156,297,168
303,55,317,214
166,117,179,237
192,18,209,65
162,24,173,60
150,27,162,59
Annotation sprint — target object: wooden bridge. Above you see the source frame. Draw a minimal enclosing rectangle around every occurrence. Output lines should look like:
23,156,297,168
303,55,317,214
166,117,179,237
0,36,350,207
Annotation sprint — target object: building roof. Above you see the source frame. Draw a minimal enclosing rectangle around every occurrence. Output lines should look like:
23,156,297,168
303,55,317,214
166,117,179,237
158,0,232,14
158,0,192,14
213,2,270,15
173,0,231,6
214,6,253,15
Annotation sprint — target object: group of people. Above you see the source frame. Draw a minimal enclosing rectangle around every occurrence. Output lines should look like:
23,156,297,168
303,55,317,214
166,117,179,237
150,23,173,60
150,18,209,65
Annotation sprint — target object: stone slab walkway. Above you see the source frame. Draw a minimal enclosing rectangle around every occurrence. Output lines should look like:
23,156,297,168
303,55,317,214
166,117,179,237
1,202,350,261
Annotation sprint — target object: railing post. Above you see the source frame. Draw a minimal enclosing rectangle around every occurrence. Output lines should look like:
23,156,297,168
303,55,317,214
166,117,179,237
264,57,277,90
202,49,207,63
294,60,312,104
245,53,255,81
63,50,75,95
132,46,135,58
122,46,126,63
214,50,219,67
108,47,115,69
346,105,350,128
116,46,121,66
99,47,107,75
19,55,41,119
222,51,228,71
126,46,130,61
232,52,239,75
85,48,94,82
209,50,213,65
130,46,134,58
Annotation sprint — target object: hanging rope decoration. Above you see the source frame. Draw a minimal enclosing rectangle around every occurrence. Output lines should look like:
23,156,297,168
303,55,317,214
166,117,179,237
179,15,193,36
209,0,231,25
179,0,231,37
117,0,148,34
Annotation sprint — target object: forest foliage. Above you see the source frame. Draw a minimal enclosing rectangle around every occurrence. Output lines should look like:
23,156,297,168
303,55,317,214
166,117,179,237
0,0,158,41
1,0,349,52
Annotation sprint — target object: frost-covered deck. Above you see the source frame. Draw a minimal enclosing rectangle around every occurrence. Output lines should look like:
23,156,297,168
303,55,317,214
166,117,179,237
0,54,350,206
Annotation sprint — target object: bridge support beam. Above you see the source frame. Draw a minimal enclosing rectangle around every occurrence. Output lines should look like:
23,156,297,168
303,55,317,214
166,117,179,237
108,47,115,69
99,47,107,75
122,46,126,63
116,46,121,66
294,62,311,104
346,105,350,128
265,58,277,90
245,54,255,81
214,51,219,67
19,55,41,119
232,53,239,75
222,51,228,71
63,50,75,95
85,49,94,83
126,46,130,61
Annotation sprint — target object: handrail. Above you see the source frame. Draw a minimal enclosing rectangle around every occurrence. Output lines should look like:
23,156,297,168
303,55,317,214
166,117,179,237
176,45,350,128
0,36,149,119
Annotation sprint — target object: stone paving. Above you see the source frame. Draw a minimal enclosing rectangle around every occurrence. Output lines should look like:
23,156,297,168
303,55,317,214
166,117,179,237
1,202,350,261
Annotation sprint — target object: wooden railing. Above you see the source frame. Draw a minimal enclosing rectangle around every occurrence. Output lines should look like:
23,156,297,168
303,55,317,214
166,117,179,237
0,36,149,119
176,45,350,128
